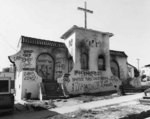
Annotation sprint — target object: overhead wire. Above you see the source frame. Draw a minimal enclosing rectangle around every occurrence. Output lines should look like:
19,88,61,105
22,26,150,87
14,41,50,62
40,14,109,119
0,32,17,52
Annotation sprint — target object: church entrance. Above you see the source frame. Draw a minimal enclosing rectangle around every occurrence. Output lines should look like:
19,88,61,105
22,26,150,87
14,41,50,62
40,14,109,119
36,53,60,98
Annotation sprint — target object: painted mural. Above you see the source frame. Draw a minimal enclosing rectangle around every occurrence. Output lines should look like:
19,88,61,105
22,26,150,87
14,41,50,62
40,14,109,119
36,53,54,82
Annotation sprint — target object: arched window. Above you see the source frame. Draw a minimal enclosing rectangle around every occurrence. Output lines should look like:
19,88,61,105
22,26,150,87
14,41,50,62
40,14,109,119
98,55,105,70
81,53,88,70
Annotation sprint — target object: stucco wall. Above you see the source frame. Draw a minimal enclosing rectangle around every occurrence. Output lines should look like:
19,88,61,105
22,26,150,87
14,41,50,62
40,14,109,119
15,72,23,100
10,29,126,98
22,71,42,99
10,41,69,99
63,29,121,95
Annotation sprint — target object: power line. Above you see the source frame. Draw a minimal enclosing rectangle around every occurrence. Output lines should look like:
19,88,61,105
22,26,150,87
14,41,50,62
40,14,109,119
0,32,17,51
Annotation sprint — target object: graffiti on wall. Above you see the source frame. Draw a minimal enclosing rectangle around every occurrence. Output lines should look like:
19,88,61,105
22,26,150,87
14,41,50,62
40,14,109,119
14,50,33,69
73,70,103,82
72,81,100,93
24,71,36,81
74,70,102,77
68,39,73,47
67,38,74,61
36,54,54,80
68,70,114,93
71,76,113,93
55,58,65,79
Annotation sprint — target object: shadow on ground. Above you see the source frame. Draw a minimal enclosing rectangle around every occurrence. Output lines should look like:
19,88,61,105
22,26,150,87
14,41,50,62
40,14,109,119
120,109,150,119
0,103,59,119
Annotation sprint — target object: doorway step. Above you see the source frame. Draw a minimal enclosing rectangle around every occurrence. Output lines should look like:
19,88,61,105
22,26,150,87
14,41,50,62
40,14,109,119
39,82,64,100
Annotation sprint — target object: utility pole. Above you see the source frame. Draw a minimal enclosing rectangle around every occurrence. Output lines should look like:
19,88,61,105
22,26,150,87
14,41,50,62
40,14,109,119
77,1,93,29
137,58,140,71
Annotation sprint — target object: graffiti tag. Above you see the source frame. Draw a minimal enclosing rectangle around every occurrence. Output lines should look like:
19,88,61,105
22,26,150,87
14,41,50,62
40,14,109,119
24,71,36,81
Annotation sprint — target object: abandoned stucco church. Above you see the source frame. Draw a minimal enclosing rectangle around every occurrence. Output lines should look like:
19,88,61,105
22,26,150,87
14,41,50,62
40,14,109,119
9,25,128,100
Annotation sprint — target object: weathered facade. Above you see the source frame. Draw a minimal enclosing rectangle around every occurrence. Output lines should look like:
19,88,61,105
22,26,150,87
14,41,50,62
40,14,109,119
110,50,128,82
9,36,69,100
9,26,128,100
61,26,121,94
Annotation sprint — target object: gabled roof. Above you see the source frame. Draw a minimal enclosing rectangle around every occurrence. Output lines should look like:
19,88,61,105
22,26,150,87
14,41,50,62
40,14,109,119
110,50,128,57
61,25,114,39
20,36,66,47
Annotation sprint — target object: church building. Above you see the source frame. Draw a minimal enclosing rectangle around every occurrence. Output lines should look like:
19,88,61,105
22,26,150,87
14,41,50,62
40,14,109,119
9,25,128,100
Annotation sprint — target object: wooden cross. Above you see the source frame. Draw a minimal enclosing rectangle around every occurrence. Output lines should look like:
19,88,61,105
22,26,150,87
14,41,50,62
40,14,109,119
78,1,93,29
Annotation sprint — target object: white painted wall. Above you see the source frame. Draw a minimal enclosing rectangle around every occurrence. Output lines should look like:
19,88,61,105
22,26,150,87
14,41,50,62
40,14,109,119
22,71,42,99
15,72,23,100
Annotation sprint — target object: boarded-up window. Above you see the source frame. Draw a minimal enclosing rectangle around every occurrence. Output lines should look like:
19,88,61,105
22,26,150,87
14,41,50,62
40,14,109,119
81,53,88,70
98,55,105,70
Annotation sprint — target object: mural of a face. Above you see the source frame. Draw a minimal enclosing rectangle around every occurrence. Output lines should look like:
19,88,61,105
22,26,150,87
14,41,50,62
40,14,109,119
36,53,54,82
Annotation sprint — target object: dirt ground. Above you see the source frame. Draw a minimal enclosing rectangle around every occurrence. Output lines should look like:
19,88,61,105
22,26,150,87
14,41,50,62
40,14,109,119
15,93,120,111
2,93,150,119
50,100,150,119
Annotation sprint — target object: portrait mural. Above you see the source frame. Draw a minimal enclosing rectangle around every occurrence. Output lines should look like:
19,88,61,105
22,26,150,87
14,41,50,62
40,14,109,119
36,53,54,82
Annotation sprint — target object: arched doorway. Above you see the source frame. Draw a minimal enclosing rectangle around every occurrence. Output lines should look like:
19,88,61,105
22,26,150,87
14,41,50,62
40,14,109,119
36,53,54,82
110,60,120,78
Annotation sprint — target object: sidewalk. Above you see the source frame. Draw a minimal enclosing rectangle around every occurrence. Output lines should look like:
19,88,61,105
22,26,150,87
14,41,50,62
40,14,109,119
51,93,144,114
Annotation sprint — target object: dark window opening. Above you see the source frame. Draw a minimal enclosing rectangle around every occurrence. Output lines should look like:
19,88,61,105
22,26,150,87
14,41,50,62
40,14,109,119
68,57,73,72
98,55,105,70
81,53,89,70
0,80,9,93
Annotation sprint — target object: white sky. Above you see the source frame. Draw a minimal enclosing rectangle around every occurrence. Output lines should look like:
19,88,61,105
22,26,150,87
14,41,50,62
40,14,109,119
0,0,149,70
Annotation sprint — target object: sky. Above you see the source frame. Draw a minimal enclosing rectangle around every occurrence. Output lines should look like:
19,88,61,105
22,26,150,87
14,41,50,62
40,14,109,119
0,0,149,70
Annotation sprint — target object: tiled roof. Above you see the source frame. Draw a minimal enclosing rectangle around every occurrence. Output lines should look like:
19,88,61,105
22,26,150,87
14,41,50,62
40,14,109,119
21,36,66,47
110,50,128,57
